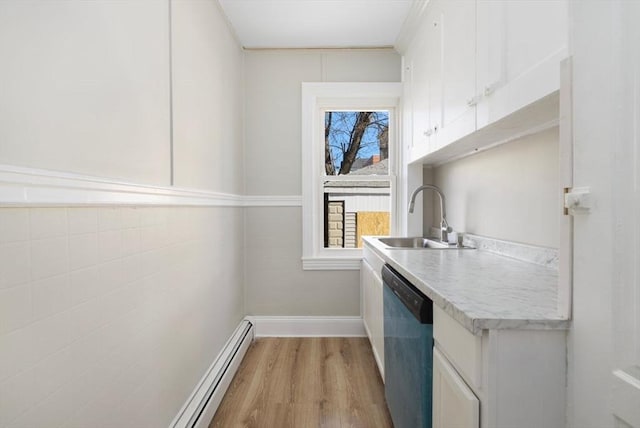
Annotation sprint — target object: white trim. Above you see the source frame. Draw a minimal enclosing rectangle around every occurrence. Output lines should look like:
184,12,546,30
247,316,366,337
612,367,640,428
170,319,254,428
243,195,302,207
0,164,303,207
0,164,242,207
301,82,402,269
394,0,430,54
301,257,361,271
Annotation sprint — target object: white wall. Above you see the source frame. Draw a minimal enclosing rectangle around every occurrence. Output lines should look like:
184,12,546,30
0,0,171,185
172,0,244,193
244,207,360,315
0,1,246,427
243,49,400,315
427,127,560,248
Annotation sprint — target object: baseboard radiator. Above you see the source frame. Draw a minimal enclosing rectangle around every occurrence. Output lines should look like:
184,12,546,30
170,319,254,428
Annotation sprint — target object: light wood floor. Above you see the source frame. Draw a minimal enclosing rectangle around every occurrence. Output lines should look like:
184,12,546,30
208,337,393,428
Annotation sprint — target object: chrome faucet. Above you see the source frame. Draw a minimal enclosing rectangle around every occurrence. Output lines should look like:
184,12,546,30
408,184,452,243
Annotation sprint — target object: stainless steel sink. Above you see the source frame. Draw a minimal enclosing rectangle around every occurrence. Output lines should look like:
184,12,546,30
378,236,474,250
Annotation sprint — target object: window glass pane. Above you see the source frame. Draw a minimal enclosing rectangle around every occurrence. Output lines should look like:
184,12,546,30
323,180,390,248
324,111,389,176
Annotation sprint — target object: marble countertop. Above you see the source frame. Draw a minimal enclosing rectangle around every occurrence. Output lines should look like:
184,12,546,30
363,236,570,335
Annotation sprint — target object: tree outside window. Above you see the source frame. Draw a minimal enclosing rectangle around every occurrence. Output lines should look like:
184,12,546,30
323,111,391,248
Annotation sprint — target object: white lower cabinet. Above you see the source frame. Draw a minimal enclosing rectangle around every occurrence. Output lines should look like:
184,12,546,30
433,347,480,428
433,305,567,428
361,247,385,379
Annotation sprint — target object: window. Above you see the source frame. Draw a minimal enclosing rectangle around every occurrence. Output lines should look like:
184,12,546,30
301,83,403,270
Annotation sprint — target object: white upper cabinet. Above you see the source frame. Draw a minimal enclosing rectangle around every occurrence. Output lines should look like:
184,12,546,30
408,3,442,161
439,0,477,148
403,0,568,164
476,0,568,128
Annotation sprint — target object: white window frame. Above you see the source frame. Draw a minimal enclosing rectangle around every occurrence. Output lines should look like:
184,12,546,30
301,82,403,270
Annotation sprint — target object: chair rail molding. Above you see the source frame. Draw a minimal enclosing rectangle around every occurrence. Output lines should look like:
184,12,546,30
0,164,302,207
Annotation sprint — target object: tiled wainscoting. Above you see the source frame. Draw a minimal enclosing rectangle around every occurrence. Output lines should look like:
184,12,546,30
0,206,244,428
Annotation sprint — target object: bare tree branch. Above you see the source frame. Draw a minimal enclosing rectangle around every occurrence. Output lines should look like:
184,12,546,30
324,112,336,175
324,111,389,175
339,111,372,175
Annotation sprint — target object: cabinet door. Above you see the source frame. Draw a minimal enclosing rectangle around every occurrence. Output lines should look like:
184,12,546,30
433,347,479,428
424,1,442,151
439,0,476,147
370,267,384,379
476,0,568,127
409,28,430,160
361,259,375,342
361,259,384,378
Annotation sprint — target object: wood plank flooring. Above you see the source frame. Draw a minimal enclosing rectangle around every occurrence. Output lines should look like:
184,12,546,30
208,337,393,428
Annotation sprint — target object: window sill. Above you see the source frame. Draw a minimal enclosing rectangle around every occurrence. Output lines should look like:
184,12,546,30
301,257,362,271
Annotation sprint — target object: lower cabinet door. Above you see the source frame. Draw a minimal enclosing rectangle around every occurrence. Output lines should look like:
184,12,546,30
433,347,480,428
361,259,384,379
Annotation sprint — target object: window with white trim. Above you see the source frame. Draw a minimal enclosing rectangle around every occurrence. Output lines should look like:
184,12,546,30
301,83,402,270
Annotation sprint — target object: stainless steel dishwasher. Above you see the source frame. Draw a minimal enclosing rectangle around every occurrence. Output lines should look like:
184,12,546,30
382,264,433,428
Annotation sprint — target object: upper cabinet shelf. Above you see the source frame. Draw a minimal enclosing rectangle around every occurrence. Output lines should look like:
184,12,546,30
403,0,568,165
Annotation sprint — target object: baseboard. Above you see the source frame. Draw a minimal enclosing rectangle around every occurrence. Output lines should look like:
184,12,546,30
170,319,254,428
247,316,366,337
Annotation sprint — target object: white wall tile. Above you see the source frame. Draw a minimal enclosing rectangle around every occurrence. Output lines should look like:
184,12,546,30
67,208,98,235
121,228,141,257
0,242,30,289
31,274,71,321
30,237,68,281
100,287,133,324
68,298,105,343
9,376,77,428
121,254,143,284
120,207,141,229
29,208,67,240
98,230,122,262
68,233,99,271
70,260,124,307
0,205,245,428
0,285,31,335
0,209,30,243
0,368,35,427
140,226,158,252
0,328,34,383
138,249,163,279
29,312,72,363
138,207,156,227
98,207,122,232
32,347,74,405
69,265,101,307
94,260,124,297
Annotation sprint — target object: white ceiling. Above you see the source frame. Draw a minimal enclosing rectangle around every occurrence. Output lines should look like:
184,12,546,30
217,0,413,49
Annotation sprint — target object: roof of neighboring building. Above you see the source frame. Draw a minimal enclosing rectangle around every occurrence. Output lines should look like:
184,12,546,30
324,158,389,188
349,158,388,175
